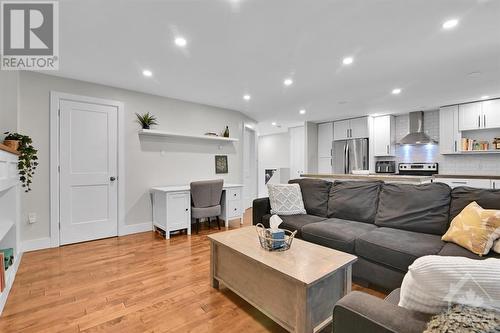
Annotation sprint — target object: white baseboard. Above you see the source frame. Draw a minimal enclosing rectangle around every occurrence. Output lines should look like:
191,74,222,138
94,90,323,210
21,237,51,252
119,222,152,236
21,223,152,252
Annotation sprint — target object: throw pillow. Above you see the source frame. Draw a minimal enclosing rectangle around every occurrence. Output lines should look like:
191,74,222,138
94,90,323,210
267,184,306,216
399,255,500,314
424,304,500,333
441,201,500,255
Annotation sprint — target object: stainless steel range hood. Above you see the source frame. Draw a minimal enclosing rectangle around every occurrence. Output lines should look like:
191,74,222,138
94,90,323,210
399,111,438,145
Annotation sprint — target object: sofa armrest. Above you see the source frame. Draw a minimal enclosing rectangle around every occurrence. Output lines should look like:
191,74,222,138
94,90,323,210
333,291,428,333
252,197,271,227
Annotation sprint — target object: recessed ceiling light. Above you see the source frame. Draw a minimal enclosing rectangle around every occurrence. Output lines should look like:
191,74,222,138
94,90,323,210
243,94,251,101
342,57,353,65
174,37,187,47
283,78,293,86
142,69,153,77
442,19,459,30
271,122,277,126
299,109,306,115
481,95,490,100
392,88,402,95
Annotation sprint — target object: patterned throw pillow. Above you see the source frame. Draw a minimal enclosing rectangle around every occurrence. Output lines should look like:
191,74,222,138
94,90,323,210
442,201,500,255
267,184,306,216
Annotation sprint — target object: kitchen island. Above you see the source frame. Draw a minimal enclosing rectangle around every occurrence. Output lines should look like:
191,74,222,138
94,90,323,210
300,173,433,184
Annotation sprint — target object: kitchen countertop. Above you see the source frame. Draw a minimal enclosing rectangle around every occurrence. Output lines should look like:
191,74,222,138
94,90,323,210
300,173,433,183
433,174,500,180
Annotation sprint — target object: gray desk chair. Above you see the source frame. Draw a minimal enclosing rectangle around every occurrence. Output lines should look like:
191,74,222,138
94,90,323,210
190,179,223,233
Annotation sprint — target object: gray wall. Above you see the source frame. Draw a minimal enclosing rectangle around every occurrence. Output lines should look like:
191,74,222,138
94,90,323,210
377,110,500,175
18,72,256,242
0,72,19,139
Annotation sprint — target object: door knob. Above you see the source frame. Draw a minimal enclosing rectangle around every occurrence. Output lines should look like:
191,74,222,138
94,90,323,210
110,176,116,181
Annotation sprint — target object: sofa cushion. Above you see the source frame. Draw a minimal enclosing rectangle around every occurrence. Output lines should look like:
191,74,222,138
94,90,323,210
449,186,500,221
261,214,326,237
289,178,332,217
355,228,445,272
375,183,451,235
301,218,377,253
327,180,382,223
438,242,500,260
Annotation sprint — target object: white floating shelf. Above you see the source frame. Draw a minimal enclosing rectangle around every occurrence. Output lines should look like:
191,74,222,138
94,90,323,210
460,150,500,154
0,221,14,241
0,178,18,193
138,129,239,142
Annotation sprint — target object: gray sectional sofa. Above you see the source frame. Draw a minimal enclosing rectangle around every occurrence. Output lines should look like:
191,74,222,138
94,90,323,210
254,179,500,332
253,179,500,291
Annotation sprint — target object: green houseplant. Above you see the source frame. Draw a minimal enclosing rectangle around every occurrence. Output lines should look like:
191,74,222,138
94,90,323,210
135,112,158,129
3,132,38,192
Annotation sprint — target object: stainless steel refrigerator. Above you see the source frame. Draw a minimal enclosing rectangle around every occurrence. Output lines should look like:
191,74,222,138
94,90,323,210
333,138,369,174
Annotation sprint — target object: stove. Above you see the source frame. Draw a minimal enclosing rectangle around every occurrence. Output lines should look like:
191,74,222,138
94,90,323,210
398,163,439,176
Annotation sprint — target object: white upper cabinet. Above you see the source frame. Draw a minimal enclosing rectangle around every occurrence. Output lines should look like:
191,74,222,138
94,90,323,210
333,120,350,141
373,115,395,156
481,99,500,129
350,117,369,139
459,100,500,130
439,105,461,154
459,102,482,131
317,122,333,157
333,117,369,141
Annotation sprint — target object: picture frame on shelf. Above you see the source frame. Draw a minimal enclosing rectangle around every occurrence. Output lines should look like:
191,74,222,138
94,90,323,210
215,155,228,174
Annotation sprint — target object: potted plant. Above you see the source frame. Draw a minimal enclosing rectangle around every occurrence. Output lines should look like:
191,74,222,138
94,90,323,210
135,112,158,129
3,132,38,192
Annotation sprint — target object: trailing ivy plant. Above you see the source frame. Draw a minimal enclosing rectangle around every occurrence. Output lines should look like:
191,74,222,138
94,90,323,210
4,132,38,192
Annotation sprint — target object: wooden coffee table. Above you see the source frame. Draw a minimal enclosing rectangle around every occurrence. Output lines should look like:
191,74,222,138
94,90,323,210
208,227,357,333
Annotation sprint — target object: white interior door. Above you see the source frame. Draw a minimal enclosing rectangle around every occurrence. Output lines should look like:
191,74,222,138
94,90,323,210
243,127,257,209
289,126,305,178
59,100,118,245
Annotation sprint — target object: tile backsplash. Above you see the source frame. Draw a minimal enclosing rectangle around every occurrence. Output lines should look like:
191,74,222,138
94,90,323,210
377,110,500,175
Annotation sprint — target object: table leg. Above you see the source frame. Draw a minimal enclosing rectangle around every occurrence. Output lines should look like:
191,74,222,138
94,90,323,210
210,241,219,289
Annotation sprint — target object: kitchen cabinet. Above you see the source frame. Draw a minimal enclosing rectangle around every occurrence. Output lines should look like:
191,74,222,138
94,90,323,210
318,122,333,157
459,99,500,130
373,115,395,156
439,105,461,154
333,117,368,141
333,120,350,141
317,157,332,173
434,178,492,189
481,99,500,129
459,102,482,131
350,117,369,139
289,126,305,178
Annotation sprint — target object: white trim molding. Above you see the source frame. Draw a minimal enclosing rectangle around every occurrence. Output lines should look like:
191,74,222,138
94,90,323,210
119,222,153,236
21,238,51,252
50,92,126,247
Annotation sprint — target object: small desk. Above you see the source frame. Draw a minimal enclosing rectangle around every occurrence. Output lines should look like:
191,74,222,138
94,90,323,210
151,183,244,239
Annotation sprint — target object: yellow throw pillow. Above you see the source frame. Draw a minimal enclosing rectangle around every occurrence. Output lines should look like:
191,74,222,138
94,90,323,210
442,201,500,256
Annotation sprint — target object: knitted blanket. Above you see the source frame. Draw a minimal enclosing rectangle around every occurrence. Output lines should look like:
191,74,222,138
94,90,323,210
424,304,500,333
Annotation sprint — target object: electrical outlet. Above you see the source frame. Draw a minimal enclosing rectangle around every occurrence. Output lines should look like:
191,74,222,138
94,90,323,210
28,213,37,224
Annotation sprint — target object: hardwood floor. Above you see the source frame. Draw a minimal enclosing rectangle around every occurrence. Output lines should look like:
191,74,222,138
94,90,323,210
0,209,386,332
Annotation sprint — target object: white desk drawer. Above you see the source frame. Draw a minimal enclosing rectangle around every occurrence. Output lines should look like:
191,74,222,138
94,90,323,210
227,200,242,218
227,188,241,201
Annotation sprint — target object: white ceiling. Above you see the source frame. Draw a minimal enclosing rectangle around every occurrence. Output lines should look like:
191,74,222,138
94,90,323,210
53,0,500,135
